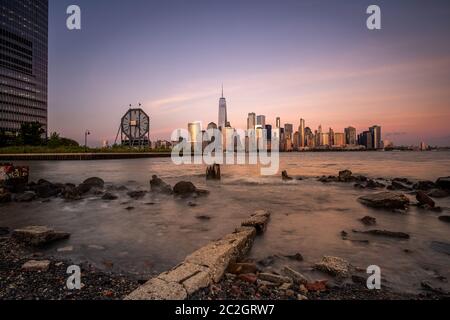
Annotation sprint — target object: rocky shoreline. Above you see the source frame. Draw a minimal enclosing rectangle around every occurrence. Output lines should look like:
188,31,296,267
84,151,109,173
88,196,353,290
1,167,450,300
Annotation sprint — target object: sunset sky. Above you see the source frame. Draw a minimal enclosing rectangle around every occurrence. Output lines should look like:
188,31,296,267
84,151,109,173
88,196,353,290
48,0,450,146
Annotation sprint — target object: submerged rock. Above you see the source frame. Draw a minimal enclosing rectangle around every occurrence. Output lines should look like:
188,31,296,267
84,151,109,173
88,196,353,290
413,180,436,191
12,226,70,246
338,170,353,182
83,177,105,189
352,229,410,239
281,170,293,181
102,192,118,200
284,253,304,261
438,216,450,223
365,179,385,189
427,189,449,198
314,256,350,277
150,175,173,194
416,191,435,208
318,175,338,183
127,190,147,199
358,192,409,210
206,164,221,180
436,176,450,190
388,180,413,191
430,241,450,255
31,180,61,198
360,216,377,226
62,184,81,201
173,181,209,197
15,191,37,202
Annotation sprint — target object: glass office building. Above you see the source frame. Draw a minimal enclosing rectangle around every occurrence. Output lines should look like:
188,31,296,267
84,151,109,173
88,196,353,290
0,0,48,135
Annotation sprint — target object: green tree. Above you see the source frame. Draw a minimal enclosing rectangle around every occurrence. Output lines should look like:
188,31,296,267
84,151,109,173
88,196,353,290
17,122,45,146
47,132,79,148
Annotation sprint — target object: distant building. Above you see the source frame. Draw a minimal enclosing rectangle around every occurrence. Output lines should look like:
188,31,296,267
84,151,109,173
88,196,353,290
256,115,266,129
265,124,272,141
247,113,256,130
218,86,227,130
345,127,357,145
358,131,373,149
188,121,202,143
305,127,315,148
328,128,334,146
420,141,427,151
298,118,305,148
293,131,300,150
207,122,217,130
370,125,382,149
284,123,293,140
276,117,281,129
333,133,345,146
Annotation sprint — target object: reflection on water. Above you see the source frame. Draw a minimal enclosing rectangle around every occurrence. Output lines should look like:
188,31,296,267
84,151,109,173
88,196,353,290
1,151,450,293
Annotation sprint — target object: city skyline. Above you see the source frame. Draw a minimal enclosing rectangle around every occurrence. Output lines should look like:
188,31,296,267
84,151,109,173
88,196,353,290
45,0,450,146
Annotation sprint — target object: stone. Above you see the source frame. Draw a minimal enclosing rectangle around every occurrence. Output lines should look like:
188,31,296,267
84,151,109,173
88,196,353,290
21,260,50,271
430,241,450,255
157,262,212,295
282,170,293,181
360,216,376,226
297,294,309,300
238,273,258,284
173,181,197,195
150,175,173,194
306,280,328,292
299,284,308,295
438,216,450,223
258,273,292,284
82,177,105,189
127,190,147,199
416,191,435,208
338,170,353,182
282,266,308,285
413,180,436,191
358,192,410,210
241,210,270,233
57,246,74,252
436,176,450,190
279,282,292,291
227,262,258,275
12,226,70,246
421,281,446,294
102,192,118,200
352,229,410,239
32,181,61,198
318,175,338,183
125,277,187,300
388,180,412,191
206,164,221,180
365,179,385,189
393,177,413,185
62,184,81,200
427,189,449,198
15,191,36,202
314,256,350,277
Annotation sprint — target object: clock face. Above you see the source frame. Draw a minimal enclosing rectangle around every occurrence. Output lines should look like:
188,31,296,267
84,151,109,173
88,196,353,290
121,109,149,139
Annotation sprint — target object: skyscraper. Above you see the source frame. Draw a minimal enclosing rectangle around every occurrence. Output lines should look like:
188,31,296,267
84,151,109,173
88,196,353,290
345,127,357,145
298,118,305,148
358,131,373,149
284,123,293,140
218,85,227,130
276,117,281,129
188,121,202,143
370,125,382,149
256,115,266,129
247,113,256,130
0,0,48,135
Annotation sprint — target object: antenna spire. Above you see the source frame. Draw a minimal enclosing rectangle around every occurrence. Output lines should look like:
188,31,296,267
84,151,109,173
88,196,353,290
221,84,224,98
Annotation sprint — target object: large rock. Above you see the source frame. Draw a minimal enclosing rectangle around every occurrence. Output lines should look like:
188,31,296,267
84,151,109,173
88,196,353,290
241,210,270,234
15,191,37,202
436,177,450,190
83,177,105,189
31,181,61,198
416,191,435,208
413,180,436,191
314,256,351,277
206,164,221,180
12,226,70,246
388,180,412,191
62,184,81,200
358,192,410,210
338,170,353,182
173,181,197,195
150,175,172,194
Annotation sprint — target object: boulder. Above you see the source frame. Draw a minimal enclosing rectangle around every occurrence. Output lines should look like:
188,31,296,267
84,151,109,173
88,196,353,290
102,192,118,200
173,181,209,197
281,170,293,181
206,164,221,180
416,191,435,208
83,177,105,189
358,192,410,210
352,229,410,239
314,256,351,277
62,184,81,201
12,226,70,246
15,191,37,202
338,170,353,182
438,216,450,223
365,179,385,189
31,181,61,198
127,190,147,199
360,216,376,226
21,260,51,272
150,175,173,194
436,177,450,190
413,180,436,191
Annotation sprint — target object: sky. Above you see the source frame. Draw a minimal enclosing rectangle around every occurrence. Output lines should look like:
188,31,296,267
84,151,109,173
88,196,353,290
48,0,450,146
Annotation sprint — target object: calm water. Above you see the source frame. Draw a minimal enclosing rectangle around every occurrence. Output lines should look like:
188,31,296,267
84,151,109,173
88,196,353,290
1,151,450,293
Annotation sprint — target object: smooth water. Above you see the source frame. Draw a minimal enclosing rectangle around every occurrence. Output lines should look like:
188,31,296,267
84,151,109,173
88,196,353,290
1,151,449,293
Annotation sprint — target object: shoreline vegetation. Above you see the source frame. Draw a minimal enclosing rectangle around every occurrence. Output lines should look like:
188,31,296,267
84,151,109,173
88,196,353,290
1,167,449,300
